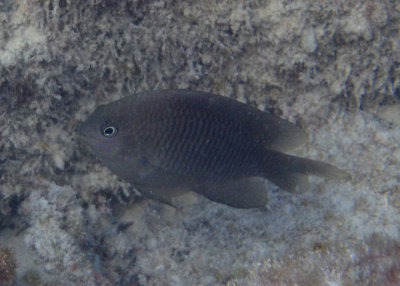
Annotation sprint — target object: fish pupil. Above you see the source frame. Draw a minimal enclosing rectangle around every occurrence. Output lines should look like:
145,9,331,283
102,125,117,137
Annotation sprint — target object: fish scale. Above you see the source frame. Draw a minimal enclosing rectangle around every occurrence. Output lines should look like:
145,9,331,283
147,107,260,181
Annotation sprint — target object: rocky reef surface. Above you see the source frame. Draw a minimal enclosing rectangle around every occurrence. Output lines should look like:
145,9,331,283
0,1,399,285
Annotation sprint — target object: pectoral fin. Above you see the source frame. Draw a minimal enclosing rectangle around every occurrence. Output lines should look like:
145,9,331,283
132,164,192,208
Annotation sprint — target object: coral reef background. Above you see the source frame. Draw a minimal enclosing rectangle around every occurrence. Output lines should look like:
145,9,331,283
0,0,399,285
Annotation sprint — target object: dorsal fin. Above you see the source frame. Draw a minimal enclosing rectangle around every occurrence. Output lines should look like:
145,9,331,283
260,112,308,152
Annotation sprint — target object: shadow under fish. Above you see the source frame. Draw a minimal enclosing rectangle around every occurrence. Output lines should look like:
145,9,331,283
79,89,348,209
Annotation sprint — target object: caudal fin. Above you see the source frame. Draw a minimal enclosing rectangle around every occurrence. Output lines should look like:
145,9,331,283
263,150,349,193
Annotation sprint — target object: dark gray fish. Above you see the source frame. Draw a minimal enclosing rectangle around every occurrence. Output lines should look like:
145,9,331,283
79,89,348,208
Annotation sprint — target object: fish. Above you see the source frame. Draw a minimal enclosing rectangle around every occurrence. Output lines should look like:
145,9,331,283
79,89,348,209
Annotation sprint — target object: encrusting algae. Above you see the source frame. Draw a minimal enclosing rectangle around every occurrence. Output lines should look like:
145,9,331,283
0,247,16,285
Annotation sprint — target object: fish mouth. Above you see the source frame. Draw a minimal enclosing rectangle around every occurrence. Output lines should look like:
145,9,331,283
77,122,92,149
78,133,90,145
77,134,95,156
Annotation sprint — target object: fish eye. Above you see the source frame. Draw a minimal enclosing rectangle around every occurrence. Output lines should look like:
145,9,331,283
102,125,118,137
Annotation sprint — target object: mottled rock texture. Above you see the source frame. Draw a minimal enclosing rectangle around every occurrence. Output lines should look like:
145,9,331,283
0,0,399,285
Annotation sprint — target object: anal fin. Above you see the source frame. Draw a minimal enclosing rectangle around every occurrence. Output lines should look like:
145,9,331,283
195,177,269,209
266,172,310,193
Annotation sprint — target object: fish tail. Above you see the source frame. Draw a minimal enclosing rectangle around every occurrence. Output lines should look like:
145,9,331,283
261,150,349,193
